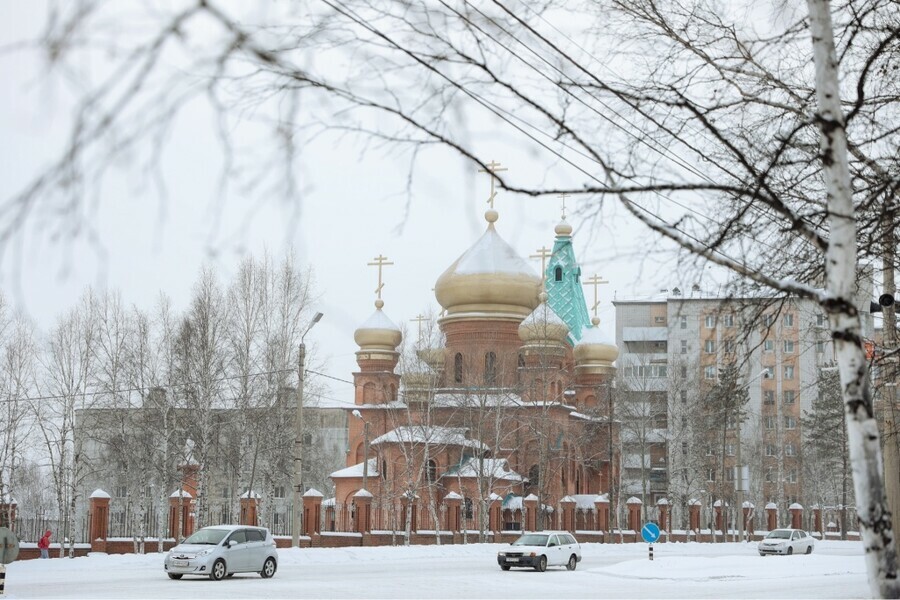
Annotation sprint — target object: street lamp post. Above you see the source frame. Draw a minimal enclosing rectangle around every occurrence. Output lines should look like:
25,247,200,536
352,410,371,492
293,312,323,549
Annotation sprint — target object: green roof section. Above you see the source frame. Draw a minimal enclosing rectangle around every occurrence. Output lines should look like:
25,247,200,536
545,225,592,342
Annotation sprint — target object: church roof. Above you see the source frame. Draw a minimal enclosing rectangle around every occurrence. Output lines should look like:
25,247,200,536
445,457,525,482
330,458,379,479
545,222,592,342
370,426,488,450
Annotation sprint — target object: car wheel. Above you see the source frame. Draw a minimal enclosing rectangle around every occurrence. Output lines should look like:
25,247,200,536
806,546,813,555
210,559,227,581
260,557,277,579
167,573,183,580
759,552,766,557
500,565,511,571
566,555,577,571
534,555,547,572
787,547,793,556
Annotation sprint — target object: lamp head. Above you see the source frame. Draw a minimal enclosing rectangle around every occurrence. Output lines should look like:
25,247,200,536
352,410,362,419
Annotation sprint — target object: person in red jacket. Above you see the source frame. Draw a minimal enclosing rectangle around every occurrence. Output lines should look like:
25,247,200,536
38,529,51,559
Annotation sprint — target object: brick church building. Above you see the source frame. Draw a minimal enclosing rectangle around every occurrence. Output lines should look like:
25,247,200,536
330,191,622,533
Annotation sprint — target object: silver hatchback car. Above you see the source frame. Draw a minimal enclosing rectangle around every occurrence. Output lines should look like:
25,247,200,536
164,525,278,580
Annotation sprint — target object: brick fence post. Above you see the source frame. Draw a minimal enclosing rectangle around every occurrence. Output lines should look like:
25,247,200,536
743,502,755,536
303,489,324,536
354,490,373,534
765,502,778,531
626,497,642,532
688,499,701,533
523,494,538,532
657,498,669,536
240,491,259,526
443,492,462,533
489,494,502,535
594,494,609,533
560,496,576,533
89,489,110,552
789,503,803,529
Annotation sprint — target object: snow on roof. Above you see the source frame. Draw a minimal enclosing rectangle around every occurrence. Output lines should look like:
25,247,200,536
789,503,804,510
743,501,755,509
524,493,539,502
90,489,111,499
503,495,523,510
443,492,463,501
570,495,599,510
453,226,537,277
713,500,725,507
626,496,643,504
170,489,193,499
357,307,400,332
595,494,610,503
431,392,525,408
657,498,669,505
240,490,261,499
689,499,701,506
323,498,335,507
489,493,503,502
330,458,378,479
449,458,524,482
765,502,778,509
560,495,576,504
521,301,568,329
304,489,324,498
371,426,487,450
354,489,374,498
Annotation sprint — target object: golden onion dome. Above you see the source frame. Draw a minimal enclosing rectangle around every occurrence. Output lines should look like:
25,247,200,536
574,317,619,370
554,218,573,237
434,211,541,321
354,299,402,351
519,292,569,344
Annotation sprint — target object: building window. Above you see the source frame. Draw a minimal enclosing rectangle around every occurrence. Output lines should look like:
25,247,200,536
764,391,775,405
707,468,716,482
681,340,688,354
680,366,687,378
454,353,463,383
763,340,774,353
726,468,735,481
221,486,230,499
274,486,286,499
816,340,826,354
681,416,687,428
484,352,497,385
680,390,687,404
763,314,774,327
554,266,563,282
817,314,826,327
682,442,688,456
784,365,794,380
705,444,714,456
705,315,715,328
766,444,777,457
654,315,666,324
725,443,735,456
786,469,797,483
680,316,687,329
784,416,797,430
783,390,795,405
303,433,312,445
765,416,775,430
764,366,774,379
783,340,795,353
426,459,437,483
783,313,794,327
724,339,735,354
115,485,127,498
704,340,716,354
785,443,796,457
704,365,716,379
723,314,734,327
765,469,774,483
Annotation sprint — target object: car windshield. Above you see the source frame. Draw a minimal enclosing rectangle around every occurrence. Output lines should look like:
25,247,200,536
766,530,792,539
512,534,549,547
183,528,229,545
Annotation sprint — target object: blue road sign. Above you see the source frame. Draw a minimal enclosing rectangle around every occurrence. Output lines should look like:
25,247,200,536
641,522,661,543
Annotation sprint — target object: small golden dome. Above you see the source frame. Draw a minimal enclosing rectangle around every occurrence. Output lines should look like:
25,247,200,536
555,219,573,236
574,317,619,368
519,295,569,344
354,304,402,351
435,223,541,321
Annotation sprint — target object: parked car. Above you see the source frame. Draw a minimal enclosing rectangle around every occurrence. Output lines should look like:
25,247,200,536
758,528,815,556
164,525,278,580
497,532,581,572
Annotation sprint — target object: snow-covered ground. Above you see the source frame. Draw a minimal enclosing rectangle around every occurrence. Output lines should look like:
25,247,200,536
3,540,870,599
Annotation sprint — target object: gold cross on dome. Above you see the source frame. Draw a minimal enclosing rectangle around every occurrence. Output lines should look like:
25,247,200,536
367,254,394,300
558,192,571,219
583,274,609,317
410,314,428,344
530,246,553,283
478,160,508,209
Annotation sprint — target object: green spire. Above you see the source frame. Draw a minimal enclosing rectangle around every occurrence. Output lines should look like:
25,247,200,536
545,220,592,342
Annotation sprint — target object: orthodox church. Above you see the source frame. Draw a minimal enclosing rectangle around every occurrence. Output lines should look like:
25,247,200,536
331,171,620,530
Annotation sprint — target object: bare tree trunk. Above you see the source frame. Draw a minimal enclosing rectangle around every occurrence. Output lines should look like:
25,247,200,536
807,1,899,594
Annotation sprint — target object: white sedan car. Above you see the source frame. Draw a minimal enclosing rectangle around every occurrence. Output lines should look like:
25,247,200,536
164,525,278,580
758,528,815,556
497,532,581,572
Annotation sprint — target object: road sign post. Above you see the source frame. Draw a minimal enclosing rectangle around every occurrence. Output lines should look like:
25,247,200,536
641,522,660,561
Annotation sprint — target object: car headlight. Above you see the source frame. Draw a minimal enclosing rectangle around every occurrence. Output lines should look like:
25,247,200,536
498,552,506,557
196,549,213,557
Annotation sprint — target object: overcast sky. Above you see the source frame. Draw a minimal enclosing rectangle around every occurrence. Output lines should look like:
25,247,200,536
0,2,697,401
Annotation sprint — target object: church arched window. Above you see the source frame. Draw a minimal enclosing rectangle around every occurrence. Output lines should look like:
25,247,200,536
454,353,463,383
484,352,497,385
517,354,525,384
389,383,397,402
555,266,563,282
363,382,375,404
382,459,388,480
528,465,540,492
426,459,437,483
464,498,473,519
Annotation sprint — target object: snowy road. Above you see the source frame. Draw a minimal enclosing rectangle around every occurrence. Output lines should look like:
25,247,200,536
4,540,870,599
